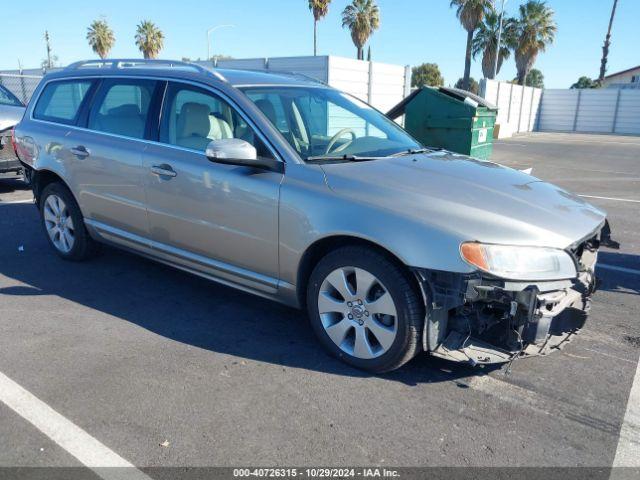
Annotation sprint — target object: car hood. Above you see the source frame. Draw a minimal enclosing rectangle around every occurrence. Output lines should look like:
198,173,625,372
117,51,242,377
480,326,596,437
0,105,26,132
320,151,606,249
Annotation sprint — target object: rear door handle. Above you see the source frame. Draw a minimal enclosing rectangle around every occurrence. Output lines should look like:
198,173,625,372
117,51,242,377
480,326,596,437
151,164,177,178
70,145,90,158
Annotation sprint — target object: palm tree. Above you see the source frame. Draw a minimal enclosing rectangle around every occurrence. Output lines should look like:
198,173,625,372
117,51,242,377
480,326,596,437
514,0,557,86
472,10,517,79
135,20,164,59
598,0,618,84
87,19,115,59
309,0,332,56
450,0,494,90
341,0,380,61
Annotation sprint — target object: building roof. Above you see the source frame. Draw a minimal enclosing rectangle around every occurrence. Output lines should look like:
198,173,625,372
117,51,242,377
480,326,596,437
605,65,640,79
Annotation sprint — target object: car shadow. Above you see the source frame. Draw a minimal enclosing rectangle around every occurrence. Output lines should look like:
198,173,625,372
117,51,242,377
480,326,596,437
0,203,498,386
0,176,29,194
597,250,640,296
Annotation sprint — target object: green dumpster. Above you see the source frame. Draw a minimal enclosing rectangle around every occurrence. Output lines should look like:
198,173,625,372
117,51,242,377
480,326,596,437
387,87,498,160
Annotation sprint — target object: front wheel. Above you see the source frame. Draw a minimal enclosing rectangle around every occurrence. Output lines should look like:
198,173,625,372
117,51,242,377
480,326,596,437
306,246,425,373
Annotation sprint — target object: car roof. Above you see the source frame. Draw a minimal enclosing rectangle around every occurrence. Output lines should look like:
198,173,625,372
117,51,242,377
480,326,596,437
44,59,325,89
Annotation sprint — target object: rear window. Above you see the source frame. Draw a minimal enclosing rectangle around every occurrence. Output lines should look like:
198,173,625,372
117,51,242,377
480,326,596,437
33,80,93,124
0,85,23,107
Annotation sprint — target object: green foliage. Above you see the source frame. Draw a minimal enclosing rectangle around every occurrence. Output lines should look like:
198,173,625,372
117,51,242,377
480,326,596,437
87,19,115,59
342,0,380,60
472,10,518,79
455,76,479,94
135,20,164,59
514,1,557,85
571,76,598,89
411,63,444,88
525,68,544,88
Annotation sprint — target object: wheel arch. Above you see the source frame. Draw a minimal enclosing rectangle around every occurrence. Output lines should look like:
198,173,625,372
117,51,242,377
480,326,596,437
32,169,71,206
296,234,421,309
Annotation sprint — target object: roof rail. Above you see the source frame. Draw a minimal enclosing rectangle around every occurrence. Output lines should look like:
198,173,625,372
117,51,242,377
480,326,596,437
64,59,227,81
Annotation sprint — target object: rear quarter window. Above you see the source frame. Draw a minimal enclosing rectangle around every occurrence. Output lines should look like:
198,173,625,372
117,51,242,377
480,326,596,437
33,80,93,124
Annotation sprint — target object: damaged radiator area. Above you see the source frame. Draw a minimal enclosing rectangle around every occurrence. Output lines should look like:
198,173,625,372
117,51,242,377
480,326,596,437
416,234,601,366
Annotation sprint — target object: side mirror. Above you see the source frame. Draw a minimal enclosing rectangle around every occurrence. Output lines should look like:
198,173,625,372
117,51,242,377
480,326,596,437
205,138,283,173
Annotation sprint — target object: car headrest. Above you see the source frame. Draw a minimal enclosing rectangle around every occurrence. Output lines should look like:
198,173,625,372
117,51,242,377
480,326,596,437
178,102,211,139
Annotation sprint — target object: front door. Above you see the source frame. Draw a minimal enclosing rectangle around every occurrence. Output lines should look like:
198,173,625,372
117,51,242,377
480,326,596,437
142,82,283,291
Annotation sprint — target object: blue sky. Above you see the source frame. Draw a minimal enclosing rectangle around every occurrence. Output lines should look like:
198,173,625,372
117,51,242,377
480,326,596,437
2,0,637,88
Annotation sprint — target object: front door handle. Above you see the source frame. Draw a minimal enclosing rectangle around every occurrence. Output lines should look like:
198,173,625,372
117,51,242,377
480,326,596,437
151,164,177,178
70,145,90,158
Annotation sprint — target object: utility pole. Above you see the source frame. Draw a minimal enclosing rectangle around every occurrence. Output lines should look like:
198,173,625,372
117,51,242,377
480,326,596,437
44,30,52,70
206,25,234,63
492,0,507,80
598,0,619,84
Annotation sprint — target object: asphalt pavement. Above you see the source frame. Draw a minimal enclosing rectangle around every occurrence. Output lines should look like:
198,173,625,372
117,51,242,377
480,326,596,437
0,133,638,477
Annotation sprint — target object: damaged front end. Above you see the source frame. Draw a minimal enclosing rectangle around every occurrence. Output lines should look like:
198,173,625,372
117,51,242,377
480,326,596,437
415,227,613,366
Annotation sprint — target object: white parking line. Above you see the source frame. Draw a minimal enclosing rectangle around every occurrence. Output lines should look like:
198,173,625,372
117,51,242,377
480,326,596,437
0,371,151,480
579,195,640,204
599,264,640,276
613,355,640,467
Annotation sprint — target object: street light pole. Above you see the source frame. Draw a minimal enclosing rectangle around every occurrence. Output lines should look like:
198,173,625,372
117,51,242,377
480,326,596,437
492,0,507,80
207,25,235,63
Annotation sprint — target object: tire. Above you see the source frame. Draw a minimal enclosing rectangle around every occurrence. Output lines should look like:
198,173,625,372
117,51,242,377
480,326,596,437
306,246,424,373
39,182,98,261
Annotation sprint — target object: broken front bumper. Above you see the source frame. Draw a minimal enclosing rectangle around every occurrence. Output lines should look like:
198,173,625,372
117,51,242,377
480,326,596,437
415,231,605,366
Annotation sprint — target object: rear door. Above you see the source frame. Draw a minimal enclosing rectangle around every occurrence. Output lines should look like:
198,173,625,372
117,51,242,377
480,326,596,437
68,78,161,241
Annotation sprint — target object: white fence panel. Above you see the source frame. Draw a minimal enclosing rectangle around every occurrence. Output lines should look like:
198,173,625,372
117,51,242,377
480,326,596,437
327,56,370,102
216,58,267,70
575,89,619,133
615,90,640,135
479,80,542,137
268,56,328,83
538,89,580,132
369,61,407,114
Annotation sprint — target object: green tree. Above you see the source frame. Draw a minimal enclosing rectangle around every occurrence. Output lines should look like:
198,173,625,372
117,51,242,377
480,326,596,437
598,0,618,84
411,63,444,88
455,76,479,94
135,20,164,59
525,68,544,88
87,19,115,59
342,0,380,60
450,0,493,90
514,1,557,85
309,0,332,56
571,76,597,89
472,10,518,79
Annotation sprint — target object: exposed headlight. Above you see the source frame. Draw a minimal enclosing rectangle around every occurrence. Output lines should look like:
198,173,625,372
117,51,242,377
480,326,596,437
460,242,577,281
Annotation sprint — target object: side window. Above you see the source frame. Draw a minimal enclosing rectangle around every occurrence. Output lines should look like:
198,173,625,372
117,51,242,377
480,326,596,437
33,80,93,124
87,80,156,139
160,83,274,159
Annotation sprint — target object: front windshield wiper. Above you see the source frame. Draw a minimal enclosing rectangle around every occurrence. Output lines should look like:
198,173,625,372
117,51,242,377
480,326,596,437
391,147,441,157
305,154,385,164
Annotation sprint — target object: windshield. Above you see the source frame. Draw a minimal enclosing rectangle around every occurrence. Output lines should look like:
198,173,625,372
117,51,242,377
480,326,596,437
240,86,421,161
0,85,23,107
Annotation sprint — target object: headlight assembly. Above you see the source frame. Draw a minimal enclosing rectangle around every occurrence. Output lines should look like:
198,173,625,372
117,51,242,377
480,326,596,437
460,242,577,281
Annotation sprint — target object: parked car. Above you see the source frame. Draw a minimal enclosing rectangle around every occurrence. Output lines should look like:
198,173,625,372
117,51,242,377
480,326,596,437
0,84,26,178
13,60,616,372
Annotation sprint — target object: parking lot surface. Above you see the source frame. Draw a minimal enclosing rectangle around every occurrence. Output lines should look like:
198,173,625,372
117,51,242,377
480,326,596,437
0,133,639,474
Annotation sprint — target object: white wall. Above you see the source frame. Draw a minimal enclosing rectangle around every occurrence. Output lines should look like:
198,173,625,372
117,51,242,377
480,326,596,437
537,88,640,135
480,79,542,138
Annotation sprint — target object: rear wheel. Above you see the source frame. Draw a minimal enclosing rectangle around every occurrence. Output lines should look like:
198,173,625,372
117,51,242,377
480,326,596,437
40,183,97,261
306,246,424,373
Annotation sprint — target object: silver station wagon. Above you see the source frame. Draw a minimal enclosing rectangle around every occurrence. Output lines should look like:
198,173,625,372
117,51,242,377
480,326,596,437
14,59,616,373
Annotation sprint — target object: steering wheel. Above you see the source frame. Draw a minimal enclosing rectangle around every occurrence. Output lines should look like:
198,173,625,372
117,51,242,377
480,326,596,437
325,128,357,155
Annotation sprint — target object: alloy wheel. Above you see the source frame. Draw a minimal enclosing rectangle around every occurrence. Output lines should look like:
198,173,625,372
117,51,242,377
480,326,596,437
317,266,398,359
43,194,75,254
